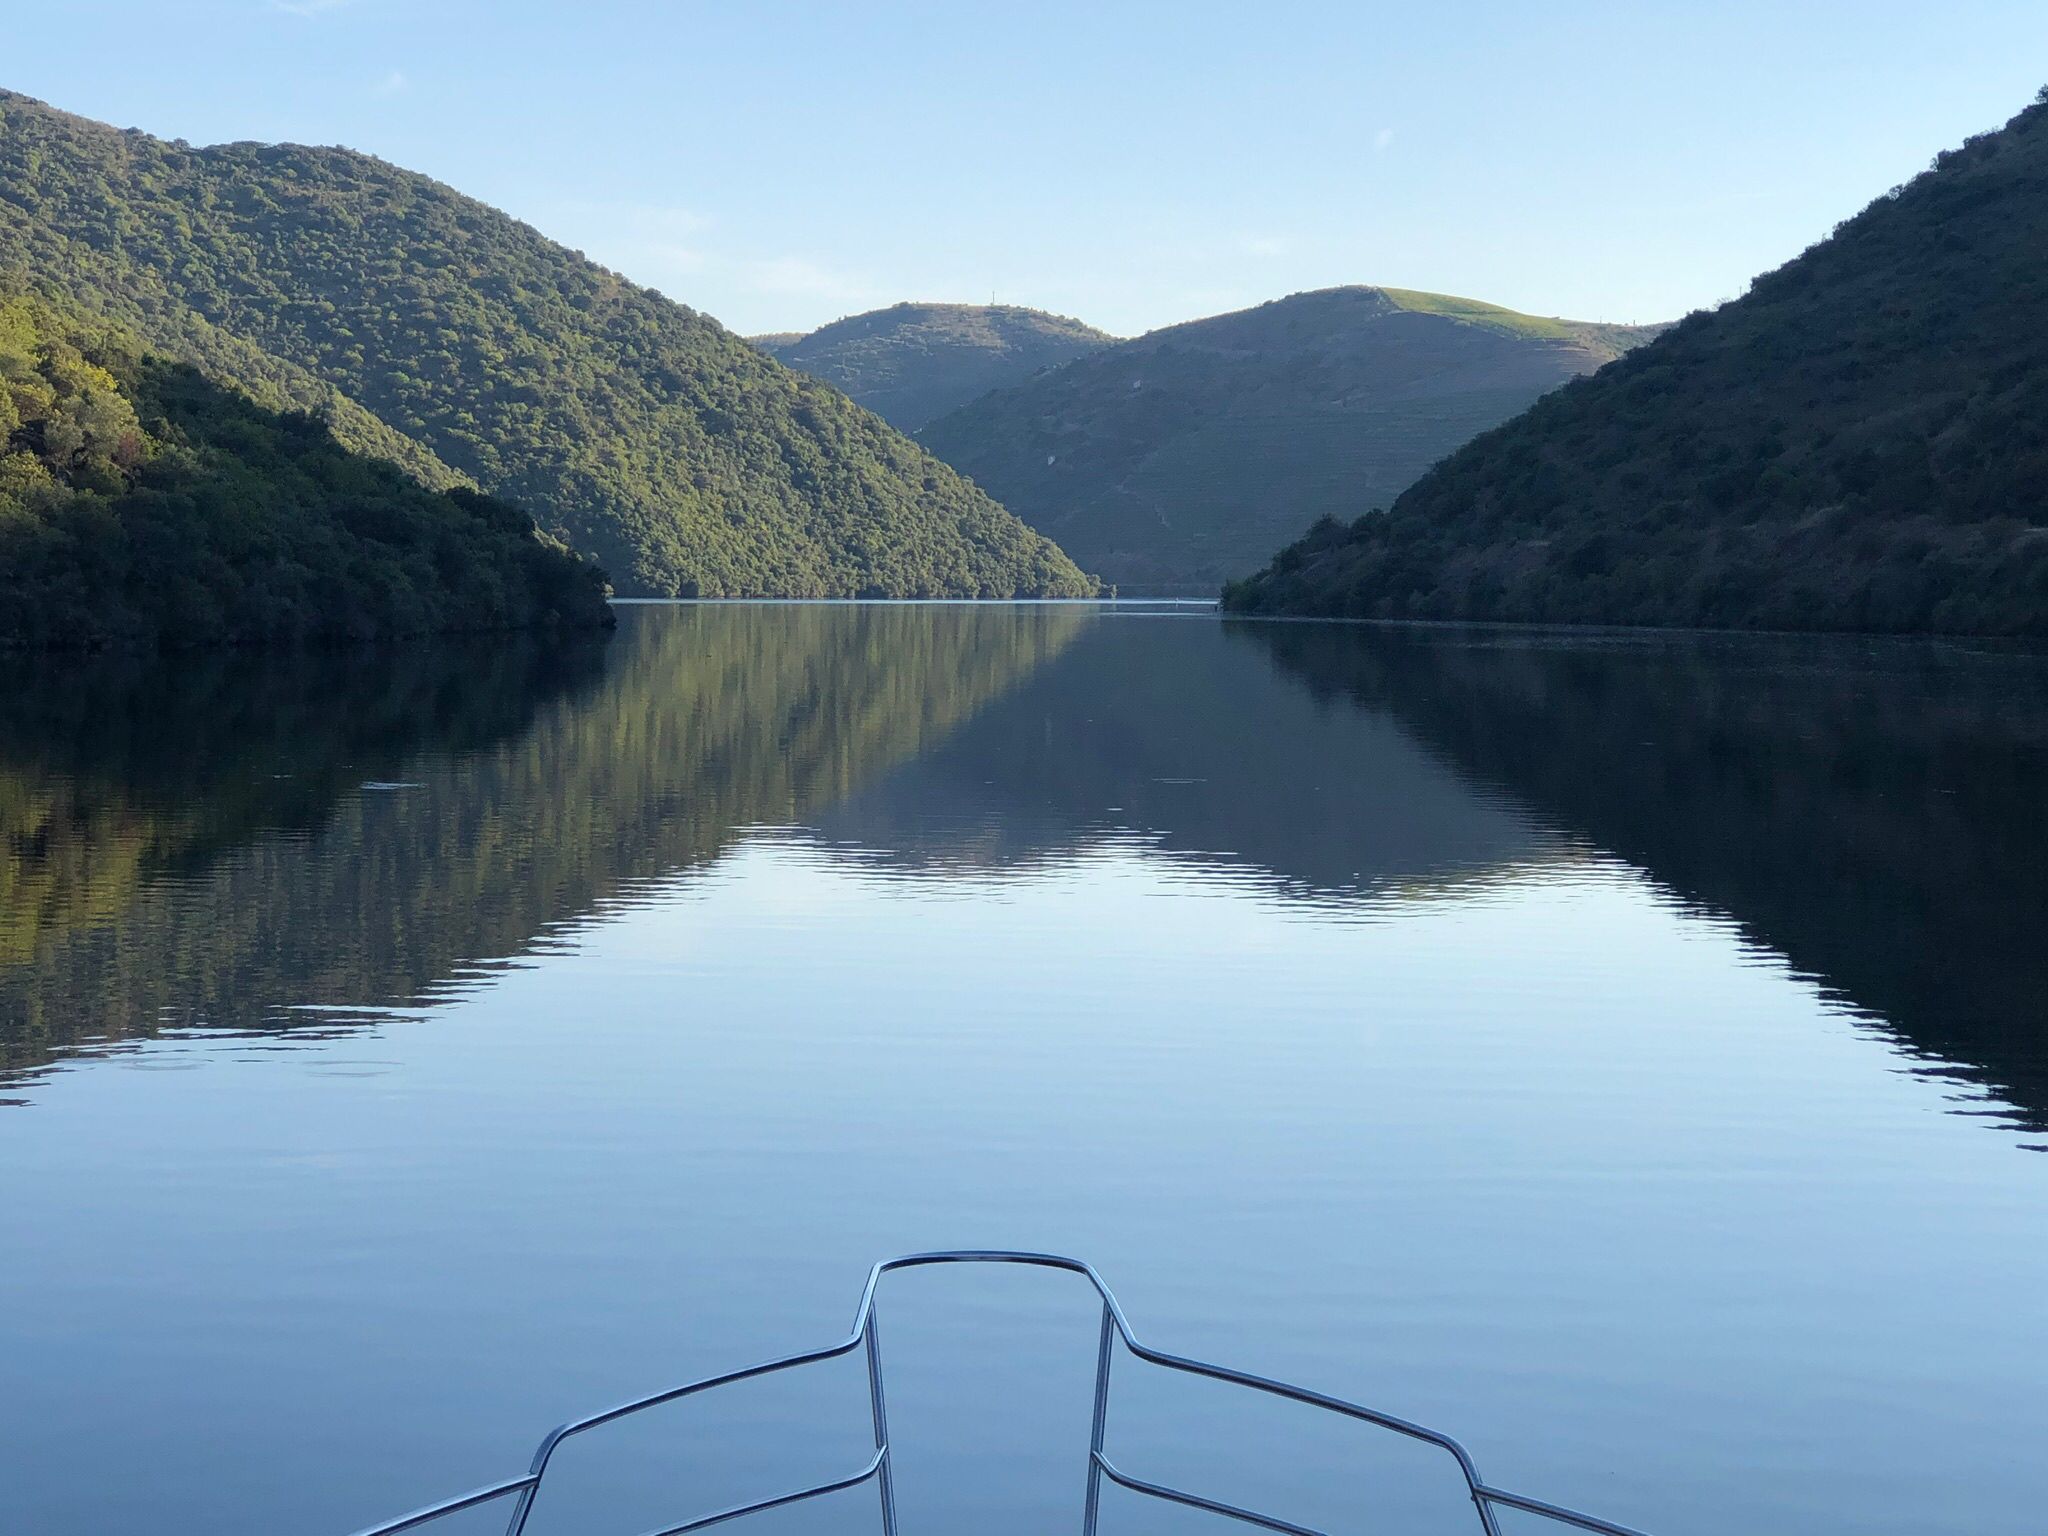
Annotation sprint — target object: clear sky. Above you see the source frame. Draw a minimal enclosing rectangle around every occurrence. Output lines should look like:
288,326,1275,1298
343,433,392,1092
9,2,2047,338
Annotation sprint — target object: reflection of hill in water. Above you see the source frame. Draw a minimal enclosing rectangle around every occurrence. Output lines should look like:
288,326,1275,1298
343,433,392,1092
0,605,1084,1082
0,638,611,1068
1243,620,2048,1139
811,613,1565,901
18,604,2035,1143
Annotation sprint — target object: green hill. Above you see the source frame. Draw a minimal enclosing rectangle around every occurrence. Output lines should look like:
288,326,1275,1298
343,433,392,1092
0,295,610,649
916,286,1659,591
0,90,1092,598
1224,91,2048,634
757,302,1115,431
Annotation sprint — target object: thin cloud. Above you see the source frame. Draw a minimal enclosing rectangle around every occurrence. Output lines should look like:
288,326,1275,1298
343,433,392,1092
466,198,870,327
746,256,874,304
269,0,357,15
545,203,713,282
620,206,715,238
1241,234,1290,257
633,243,708,277
539,201,713,240
1374,127,1397,153
372,70,409,97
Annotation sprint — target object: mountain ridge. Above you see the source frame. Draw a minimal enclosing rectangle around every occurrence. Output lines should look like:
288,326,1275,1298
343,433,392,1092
917,285,1662,590
758,301,1115,431
0,90,1094,599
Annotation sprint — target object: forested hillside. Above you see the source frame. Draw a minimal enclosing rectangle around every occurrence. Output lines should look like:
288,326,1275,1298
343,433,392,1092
0,296,610,649
1225,92,2048,633
758,302,1114,430
0,90,1093,598
918,287,1658,590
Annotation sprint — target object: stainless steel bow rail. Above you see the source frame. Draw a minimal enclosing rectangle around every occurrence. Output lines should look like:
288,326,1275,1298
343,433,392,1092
350,1251,1654,1536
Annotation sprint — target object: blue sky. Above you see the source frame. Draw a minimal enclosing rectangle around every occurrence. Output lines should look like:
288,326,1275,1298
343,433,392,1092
10,2,2047,337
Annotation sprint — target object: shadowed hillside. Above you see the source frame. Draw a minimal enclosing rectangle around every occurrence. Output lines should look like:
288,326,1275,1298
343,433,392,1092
1226,91,2048,633
758,303,1114,431
0,90,1091,599
919,286,1659,591
0,295,611,648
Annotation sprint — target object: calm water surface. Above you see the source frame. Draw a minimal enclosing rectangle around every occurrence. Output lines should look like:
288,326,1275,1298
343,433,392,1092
2,603,2045,1536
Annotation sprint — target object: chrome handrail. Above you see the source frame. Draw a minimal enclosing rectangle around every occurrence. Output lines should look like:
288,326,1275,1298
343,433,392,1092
348,1250,1654,1536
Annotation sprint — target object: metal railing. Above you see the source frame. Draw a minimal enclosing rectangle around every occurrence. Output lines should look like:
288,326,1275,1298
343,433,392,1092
349,1251,1654,1536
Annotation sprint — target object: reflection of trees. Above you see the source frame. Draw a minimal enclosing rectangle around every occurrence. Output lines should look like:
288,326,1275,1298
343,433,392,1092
0,605,1081,1081
1244,620,2048,1138
0,636,610,1067
26,603,2031,1145
815,614,1562,899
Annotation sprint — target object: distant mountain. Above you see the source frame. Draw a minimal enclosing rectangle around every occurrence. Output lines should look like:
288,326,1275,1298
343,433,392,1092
917,287,1659,590
757,302,1115,431
1225,92,2048,634
0,90,1092,599
0,295,609,649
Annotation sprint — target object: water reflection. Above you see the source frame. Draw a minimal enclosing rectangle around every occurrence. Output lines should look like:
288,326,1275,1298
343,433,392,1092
6,605,2048,1536
4,605,2046,1148
0,638,603,1075
0,605,1082,1081
1237,619,2048,1141
810,609,1571,906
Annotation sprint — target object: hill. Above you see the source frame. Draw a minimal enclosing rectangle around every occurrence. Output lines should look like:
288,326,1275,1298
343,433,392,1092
757,302,1115,431
0,90,1092,598
916,286,1659,590
1224,91,2048,633
0,295,610,649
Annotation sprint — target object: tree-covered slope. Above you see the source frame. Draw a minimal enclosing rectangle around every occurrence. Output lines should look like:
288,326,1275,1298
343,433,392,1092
757,302,1115,431
0,90,1092,598
1225,92,2048,634
918,286,1658,590
0,296,610,649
